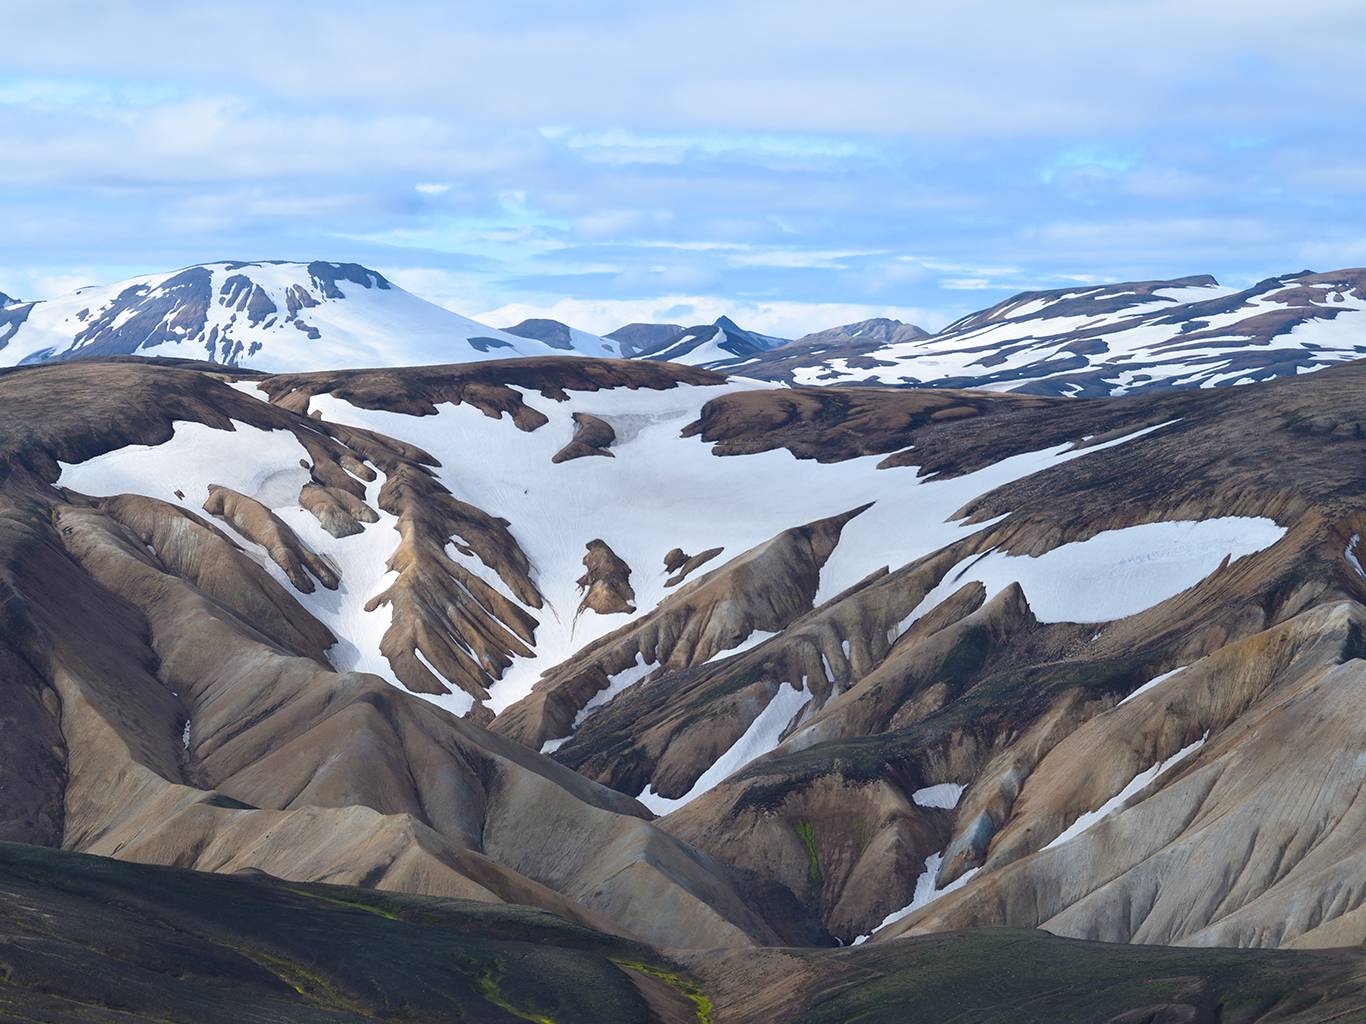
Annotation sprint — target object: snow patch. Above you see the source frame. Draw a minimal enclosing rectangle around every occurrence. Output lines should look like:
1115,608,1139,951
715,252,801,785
1043,731,1208,851
1347,534,1366,582
704,630,779,664
864,853,979,939
573,652,654,728
637,681,812,815
912,783,965,809
1118,666,1187,706
905,517,1284,626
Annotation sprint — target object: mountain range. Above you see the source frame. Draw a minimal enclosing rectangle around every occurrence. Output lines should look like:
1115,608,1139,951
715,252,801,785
7,262,1366,398
9,258,1366,1019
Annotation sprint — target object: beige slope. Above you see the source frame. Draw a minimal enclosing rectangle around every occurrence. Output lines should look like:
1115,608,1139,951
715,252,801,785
28,496,787,949
879,600,1366,949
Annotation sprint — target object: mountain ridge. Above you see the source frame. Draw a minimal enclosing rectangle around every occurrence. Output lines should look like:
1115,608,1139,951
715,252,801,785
0,261,624,373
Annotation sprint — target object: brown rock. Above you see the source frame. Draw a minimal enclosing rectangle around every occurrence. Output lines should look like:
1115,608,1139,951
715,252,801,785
202,485,338,593
577,539,636,615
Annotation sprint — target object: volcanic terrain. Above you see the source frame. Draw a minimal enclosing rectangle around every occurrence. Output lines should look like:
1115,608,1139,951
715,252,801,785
8,265,1366,1018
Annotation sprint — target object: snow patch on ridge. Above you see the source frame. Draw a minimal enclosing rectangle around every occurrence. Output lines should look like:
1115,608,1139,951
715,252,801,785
1043,731,1209,851
1118,665,1188,706
637,681,812,815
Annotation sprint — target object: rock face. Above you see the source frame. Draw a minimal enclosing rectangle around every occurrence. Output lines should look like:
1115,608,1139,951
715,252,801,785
13,347,1366,964
554,411,618,463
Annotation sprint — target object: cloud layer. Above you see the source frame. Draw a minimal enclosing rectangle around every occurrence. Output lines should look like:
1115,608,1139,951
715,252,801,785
3,0,1365,336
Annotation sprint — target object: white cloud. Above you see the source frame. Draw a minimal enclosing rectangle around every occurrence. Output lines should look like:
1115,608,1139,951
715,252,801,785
1,0,1365,330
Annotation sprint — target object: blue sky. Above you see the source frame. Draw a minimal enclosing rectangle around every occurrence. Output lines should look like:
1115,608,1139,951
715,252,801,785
3,0,1366,336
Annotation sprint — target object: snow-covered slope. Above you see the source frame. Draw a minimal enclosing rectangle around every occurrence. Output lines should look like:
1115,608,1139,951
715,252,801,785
765,270,1366,395
0,261,622,373
19,353,1366,953
55,366,1281,775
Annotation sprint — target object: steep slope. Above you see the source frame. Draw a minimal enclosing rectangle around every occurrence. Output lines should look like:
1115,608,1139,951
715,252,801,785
0,261,622,372
753,269,1366,395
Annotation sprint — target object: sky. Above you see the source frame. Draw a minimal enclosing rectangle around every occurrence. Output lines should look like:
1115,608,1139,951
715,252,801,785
2,0,1366,337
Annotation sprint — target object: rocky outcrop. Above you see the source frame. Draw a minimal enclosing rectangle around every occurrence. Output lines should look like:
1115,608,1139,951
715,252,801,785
577,539,635,615
553,412,617,463
202,484,339,593
298,481,378,537
664,546,724,587
490,503,872,752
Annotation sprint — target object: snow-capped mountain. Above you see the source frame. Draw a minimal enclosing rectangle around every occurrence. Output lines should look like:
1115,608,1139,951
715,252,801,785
0,261,622,373
604,321,686,357
635,315,790,368
746,270,1366,395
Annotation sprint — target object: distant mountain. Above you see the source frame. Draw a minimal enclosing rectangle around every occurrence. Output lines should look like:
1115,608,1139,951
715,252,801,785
604,322,686,357
503,317,615,353
723,316,931,381
635,315,790,368
0,291,16,309
761,271,1366,395
0,261,622,373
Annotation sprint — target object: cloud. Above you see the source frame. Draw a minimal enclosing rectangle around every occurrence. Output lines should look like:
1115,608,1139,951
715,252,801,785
1,0,1365,331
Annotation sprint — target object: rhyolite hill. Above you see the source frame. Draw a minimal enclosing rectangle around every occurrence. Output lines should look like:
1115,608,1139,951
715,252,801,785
7,266,1366,1018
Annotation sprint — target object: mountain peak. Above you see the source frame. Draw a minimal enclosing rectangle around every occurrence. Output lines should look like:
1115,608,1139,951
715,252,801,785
0,261,616,373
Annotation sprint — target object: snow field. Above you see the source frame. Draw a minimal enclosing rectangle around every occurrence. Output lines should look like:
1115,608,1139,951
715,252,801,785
310,387,1194,720
53,386,1272,763
902,516,1285,628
